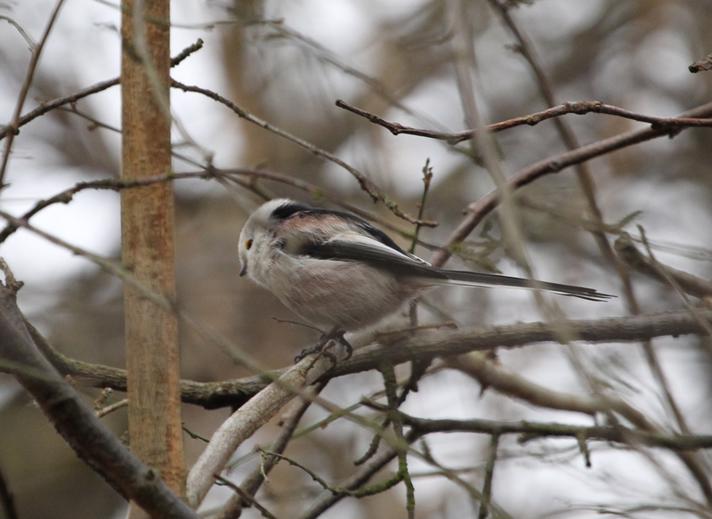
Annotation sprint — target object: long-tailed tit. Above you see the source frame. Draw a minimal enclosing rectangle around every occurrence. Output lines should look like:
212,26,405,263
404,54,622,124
238,199,613,334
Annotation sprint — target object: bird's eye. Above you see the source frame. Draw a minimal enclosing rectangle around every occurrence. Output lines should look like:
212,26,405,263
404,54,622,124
245,239,253,250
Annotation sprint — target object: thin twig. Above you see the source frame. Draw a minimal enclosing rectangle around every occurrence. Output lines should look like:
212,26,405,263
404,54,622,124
410,158,434,254
429,99,712,268
216,383,325,519
170,38,204,67
615,233,712,299
409,434,505,518
182,425,210,444
214,475,278,519
170,80,433,227
0,38,204,142
380,363,415,518
0,14,35,49
0,0,66,187
0,78,120,142
299,430,419,519
488,1,704,488
401,413,712,451
0,164,437,251
96,398,129,418
335,98,712,144
478,434,499,519
257,450,344,496
0,172,208,243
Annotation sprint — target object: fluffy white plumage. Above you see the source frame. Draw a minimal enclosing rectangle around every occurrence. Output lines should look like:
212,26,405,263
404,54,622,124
238,199,613,332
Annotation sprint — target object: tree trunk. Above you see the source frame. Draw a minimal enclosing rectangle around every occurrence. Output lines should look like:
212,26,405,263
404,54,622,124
120,1,185,516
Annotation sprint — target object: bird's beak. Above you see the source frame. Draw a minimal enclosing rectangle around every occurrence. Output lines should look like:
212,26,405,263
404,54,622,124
239,262,247,277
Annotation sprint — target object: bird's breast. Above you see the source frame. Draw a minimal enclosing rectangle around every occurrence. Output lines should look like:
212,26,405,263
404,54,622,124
266,254,412,330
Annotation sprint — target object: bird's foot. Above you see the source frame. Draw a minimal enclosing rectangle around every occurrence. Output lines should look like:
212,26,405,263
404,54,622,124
294,329,352,363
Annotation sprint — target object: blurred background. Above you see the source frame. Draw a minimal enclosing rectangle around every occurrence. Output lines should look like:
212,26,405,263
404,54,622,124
1,0,712,517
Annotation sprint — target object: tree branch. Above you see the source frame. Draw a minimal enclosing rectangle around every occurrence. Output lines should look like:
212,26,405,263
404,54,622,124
185,348,349,507
0,265,196,518
444,353,610,415
0,0,66,187
169,79,433,227
333,309,711,377
0,168,430,248
336,98,712,144
430,100,712,267
0,38,203,142
615,233,712,299
401,413,712,451
17,309,712,410
299,430,419,519
215,384,323,519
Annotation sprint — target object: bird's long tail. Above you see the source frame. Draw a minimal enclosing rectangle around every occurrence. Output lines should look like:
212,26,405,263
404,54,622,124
432,269,614,302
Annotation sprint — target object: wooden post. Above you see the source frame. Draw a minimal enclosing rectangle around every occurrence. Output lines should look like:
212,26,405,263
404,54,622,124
120,0,185,514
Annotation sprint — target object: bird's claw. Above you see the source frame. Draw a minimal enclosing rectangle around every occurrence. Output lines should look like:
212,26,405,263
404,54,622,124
294,329,352,363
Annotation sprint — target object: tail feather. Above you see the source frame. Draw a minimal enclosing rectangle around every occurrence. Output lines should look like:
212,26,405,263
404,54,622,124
435,269,614,302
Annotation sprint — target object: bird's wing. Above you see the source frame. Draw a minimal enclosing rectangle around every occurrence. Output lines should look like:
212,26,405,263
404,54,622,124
275,203,425,262
300,232,614,301
299,232,441,278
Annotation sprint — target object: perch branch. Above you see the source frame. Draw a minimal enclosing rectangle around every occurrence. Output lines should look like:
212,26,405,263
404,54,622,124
15,308,712,409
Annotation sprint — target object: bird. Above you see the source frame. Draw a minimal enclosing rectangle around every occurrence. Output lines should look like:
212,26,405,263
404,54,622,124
238,199,613,352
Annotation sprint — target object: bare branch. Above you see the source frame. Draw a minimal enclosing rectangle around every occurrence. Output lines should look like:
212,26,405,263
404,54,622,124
0,38,204,142
186,348,349,507
0,172,209,243
0,0,66,187
0,263,196,518
20,308,712,409
0,77,119,142
214,475,278,519
401,414,712,451
299,430,419,519
478,434,499,519
336,98,712,144
170,79,434,227
430,100,712,267
444,353,611,415
487,1,704,492
615,233,712,299
334,310,712,382
0,168,432,249
215,385,323,519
